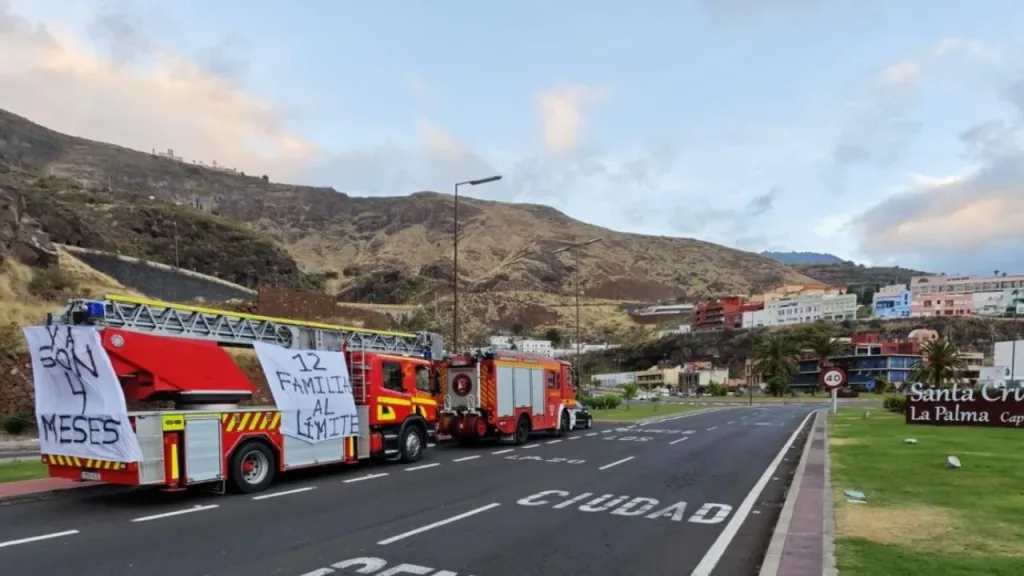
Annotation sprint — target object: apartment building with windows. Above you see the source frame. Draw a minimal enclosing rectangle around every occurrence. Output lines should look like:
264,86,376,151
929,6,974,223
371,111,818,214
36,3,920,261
910,274,1024,316
764,292,857,326
695,297,750,330
873,284,912,318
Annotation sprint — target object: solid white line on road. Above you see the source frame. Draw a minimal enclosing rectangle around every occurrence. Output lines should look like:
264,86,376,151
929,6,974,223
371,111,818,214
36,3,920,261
547,439,563,445
523,444,540,449
669,437,689,445
690,410,816,576
377,503,502,545
585,432,598,437
406,463,441,471
252,486,316,500
344,473,389,483
0,530,79,549
706,426,717,431
599,456,634,470
132,504,219,523
492,449,514,455
453,455,481,462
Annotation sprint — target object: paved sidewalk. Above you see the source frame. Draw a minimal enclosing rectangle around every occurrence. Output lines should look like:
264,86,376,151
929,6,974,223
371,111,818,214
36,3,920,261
759,409,836,576
0,477,95,501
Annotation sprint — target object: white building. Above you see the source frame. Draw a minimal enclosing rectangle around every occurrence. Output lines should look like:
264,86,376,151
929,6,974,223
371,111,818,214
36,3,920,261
591,371,637,387
517,339,554,356
873,283,909,300
657,325,692,338
488,335,515,349
742,309,767,328
994,340,1024,384
764,293,857,326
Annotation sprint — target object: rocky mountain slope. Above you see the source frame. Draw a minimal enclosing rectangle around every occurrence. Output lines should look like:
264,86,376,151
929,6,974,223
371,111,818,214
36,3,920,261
793,261,928,289
0,108,817,307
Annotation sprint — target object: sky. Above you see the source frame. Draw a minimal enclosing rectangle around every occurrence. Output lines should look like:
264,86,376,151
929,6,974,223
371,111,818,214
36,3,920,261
1,0,1023,276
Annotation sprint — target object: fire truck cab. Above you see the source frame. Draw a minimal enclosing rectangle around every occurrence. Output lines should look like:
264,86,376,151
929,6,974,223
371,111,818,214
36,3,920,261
38,294,445,494
438,348,578,444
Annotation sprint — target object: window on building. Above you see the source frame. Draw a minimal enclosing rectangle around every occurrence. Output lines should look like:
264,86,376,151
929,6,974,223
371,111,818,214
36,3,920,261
382,362,404,392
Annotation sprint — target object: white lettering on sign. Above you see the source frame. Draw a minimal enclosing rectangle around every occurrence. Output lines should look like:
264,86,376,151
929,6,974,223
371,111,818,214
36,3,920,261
299,556,477,576
253,342,359,444
505,455,585,464
603,436,652,442
514,489,733,524
24,326,143,462
908,405,990,424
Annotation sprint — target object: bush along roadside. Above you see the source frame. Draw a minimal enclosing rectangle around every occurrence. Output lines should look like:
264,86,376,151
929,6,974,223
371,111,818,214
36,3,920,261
579,395,622,410
1,412,33,435
882,394,906,414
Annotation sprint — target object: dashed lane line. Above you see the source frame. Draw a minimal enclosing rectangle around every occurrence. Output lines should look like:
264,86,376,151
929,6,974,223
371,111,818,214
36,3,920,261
598,456,634,471
405,463,440,471
132,505,219,523
343,473,389,483
492,448,514,454
669,437,689,445
252,486,316,500
453,455,481,462
0,530,79,549
377,503,502,546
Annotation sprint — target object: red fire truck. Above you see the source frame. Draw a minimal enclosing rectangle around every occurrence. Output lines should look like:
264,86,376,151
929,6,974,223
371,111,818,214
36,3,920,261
38,294,445,494
438,348,579,444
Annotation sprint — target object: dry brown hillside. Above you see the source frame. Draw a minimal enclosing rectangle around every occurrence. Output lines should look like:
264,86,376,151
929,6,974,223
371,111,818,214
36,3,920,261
0,107,815,309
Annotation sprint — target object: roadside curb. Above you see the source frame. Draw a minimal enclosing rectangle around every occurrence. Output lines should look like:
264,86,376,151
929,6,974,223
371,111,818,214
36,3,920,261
0,481,126,506
758,409,832,576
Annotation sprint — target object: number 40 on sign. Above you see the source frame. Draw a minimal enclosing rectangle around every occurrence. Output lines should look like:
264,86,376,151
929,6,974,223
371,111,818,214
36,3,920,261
820,367,847,390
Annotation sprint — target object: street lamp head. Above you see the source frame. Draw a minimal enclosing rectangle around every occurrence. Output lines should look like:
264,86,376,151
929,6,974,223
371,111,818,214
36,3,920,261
467,175,502,186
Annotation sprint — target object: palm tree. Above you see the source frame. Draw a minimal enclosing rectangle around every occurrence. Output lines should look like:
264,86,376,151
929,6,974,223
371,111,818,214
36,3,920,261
805,332,849,394
909,337,968,389
752,334,800,396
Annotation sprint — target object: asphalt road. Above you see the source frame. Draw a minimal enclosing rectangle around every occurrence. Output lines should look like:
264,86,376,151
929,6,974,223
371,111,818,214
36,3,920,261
0,405,817,576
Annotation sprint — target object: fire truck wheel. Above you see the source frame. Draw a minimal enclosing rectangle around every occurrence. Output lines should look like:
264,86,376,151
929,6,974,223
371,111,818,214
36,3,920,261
557,410,570,436
229,441,276,494
514,415,530,445
399,425,425,463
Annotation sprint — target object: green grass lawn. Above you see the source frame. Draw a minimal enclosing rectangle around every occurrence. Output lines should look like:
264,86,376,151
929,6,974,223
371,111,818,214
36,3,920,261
830,408,1024,575
0,460,48,483
591,403,705,421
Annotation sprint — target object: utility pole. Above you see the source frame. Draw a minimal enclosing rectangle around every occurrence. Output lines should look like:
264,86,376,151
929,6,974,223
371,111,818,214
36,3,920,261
553,237,603,386
452,175,502,354
173,220,180,268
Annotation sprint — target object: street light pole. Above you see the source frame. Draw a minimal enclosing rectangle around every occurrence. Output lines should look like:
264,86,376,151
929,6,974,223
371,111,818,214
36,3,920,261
452,175,502,354
553,237,602,386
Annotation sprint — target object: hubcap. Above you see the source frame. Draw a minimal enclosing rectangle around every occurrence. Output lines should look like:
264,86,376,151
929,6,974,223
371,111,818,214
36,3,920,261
241,450,269,485
406,430,422,456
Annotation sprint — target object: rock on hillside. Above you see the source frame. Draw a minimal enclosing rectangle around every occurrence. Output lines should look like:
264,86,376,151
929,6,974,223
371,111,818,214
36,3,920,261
0,107,816,301
0,185,56,267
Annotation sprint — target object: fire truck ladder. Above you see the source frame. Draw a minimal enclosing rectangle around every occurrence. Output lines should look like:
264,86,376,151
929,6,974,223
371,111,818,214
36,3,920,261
52,293,441,355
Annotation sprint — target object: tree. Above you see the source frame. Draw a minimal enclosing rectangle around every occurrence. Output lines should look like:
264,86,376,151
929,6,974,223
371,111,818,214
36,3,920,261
909,337,968,389
805,332,849,394
543,327,563,347
621,382,638,407
752,334,800,397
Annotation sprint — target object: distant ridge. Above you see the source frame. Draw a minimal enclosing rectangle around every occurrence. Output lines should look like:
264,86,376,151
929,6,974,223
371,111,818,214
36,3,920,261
762,251,844,265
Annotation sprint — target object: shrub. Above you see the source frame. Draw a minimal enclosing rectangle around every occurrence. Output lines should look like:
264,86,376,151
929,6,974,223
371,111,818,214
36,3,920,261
1,413,31,435
28,265,78,301
883,394,907,414
583,394,622,410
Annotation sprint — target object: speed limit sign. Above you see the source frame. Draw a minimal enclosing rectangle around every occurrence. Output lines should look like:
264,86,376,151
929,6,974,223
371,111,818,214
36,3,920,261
820,367,847,389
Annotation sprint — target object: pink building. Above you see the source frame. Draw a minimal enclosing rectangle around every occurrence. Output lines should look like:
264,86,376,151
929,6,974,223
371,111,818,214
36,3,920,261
910,274,1024,316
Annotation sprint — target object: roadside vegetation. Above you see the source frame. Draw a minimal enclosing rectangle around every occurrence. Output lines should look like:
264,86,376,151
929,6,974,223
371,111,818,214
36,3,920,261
830,408,1024,575
0,460,46,483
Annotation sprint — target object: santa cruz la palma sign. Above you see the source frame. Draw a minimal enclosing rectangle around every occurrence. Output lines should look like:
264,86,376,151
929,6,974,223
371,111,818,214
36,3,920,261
907,383,1024,428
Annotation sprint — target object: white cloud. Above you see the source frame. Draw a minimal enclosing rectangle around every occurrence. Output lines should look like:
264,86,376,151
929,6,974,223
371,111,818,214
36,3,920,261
535,85,605,152
877,60,919,86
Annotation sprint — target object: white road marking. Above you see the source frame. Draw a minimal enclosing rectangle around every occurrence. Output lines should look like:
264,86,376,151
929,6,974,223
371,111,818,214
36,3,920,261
427,443,436,447
132,504,219,523
406,463,441,471
252,486,316,500
492,448,515,454
599,456,635,471
727,421,735,425
706,426,717,431
601,430,613,434
453,455,481,462
0,530,79,549
669,437,689,445
377,503,501,545
523,444,540,449
585,432,598,437
299,569,333,576
756,422,773,426
344,473,389,483
691,410,817,576
568,436,581,440
547,439,563,445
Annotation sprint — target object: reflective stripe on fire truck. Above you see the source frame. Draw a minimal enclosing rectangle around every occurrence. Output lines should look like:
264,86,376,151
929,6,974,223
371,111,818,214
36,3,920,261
221,411,281,432
377,405,398,421
44,454,128,470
